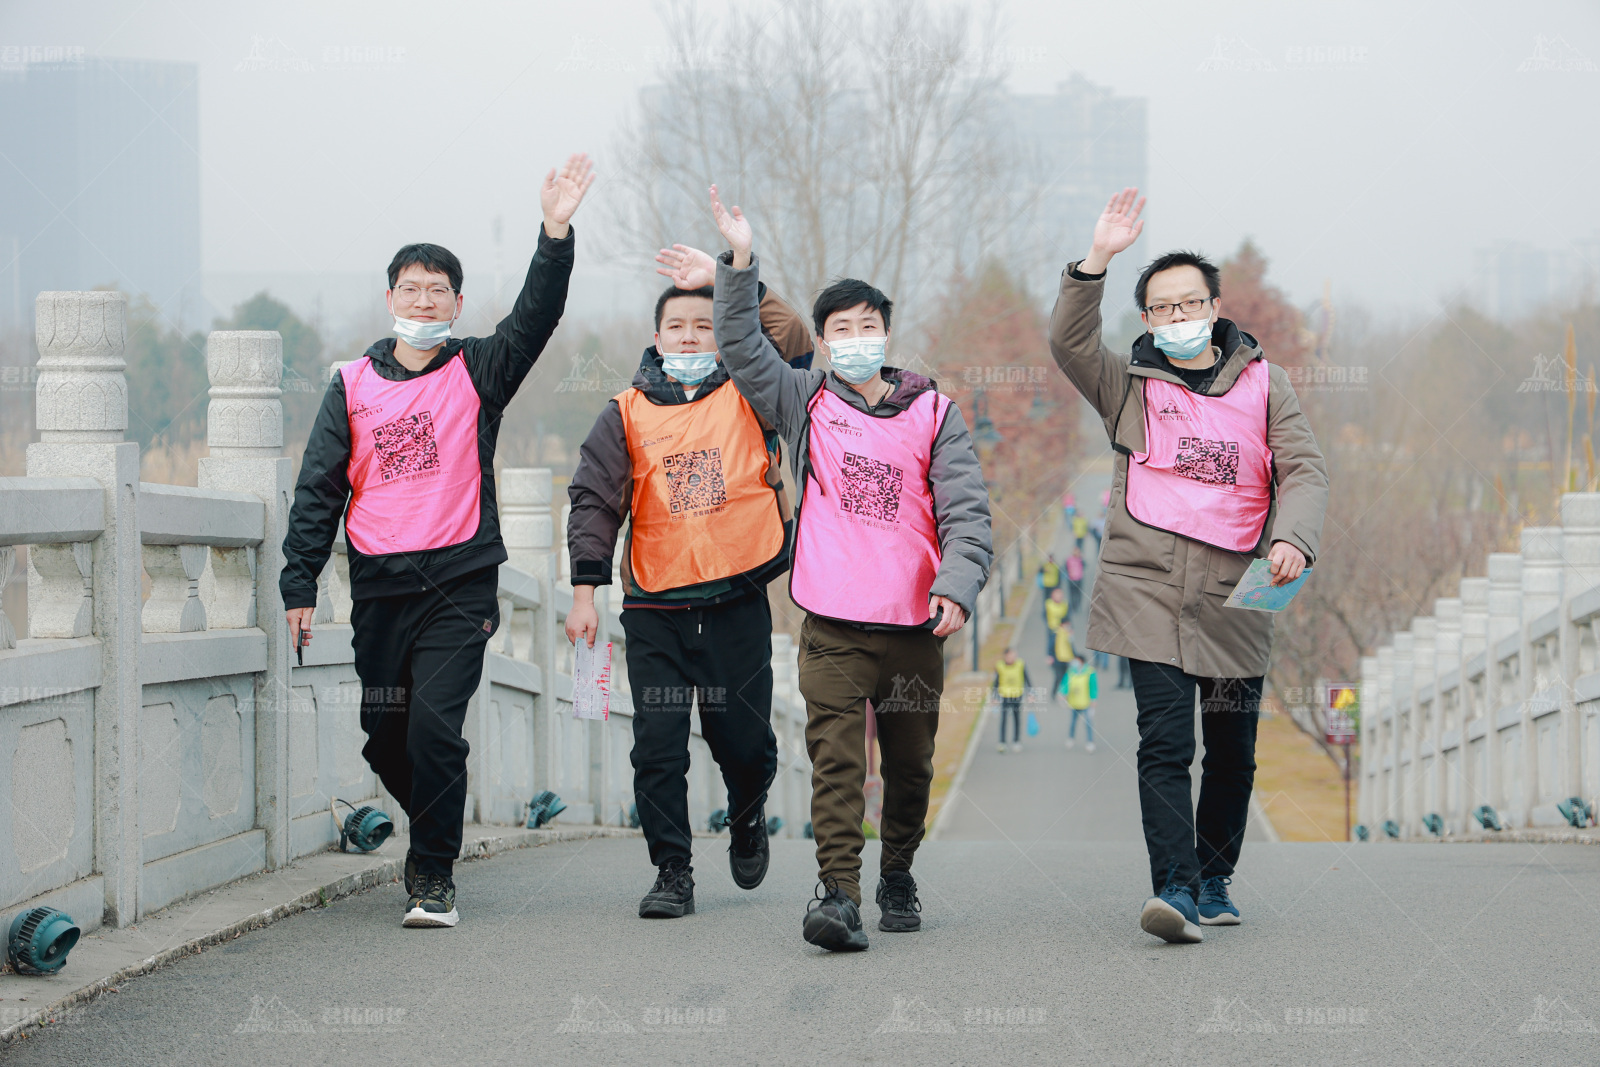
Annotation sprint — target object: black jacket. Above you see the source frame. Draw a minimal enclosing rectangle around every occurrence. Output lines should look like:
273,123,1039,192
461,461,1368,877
566,346,793,610
279,224,575,609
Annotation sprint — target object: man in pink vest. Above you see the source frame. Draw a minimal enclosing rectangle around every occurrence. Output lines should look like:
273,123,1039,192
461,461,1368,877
707,187,993,953
1051,187,1328,945
280,153,595,929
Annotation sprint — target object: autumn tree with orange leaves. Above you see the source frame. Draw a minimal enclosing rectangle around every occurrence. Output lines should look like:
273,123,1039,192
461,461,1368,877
920,261,1080,555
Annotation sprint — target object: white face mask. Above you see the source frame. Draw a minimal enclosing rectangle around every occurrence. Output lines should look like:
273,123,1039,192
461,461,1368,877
662,350,718,386
392,315,453,351
1150,316,1212,361
827,336,887,384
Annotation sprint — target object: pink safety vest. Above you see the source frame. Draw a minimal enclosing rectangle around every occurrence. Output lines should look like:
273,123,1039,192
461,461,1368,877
790,387,951,626
341,352,483,555
1124,358,1273,553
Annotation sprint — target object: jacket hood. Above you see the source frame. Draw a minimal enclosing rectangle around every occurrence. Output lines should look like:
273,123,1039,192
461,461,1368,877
360,336,465,377
824,364,937,413
1129,317,1259,376
630,345,733,402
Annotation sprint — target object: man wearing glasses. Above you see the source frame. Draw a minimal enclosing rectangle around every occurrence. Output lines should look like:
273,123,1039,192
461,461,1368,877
281,153,595,929
1050,188,1328,945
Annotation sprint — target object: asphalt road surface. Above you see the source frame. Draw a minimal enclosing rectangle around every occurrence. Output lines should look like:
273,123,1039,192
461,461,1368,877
17,462,1600,1065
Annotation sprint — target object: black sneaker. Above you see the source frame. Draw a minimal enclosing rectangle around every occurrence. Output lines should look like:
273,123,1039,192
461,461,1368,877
728,805,770,890
639,859,695,918
403,871,458,928
802,877,869,952
875,870,922,932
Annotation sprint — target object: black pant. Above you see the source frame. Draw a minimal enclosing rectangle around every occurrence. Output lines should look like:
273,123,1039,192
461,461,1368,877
998,698,1022,742
622,593,778,868
1129,659,1262,897
349,565,499,877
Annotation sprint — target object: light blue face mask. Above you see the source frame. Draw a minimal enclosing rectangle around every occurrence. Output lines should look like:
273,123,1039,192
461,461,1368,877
827,336,887,384
662,350,718,386
393,316,453,351
1150,316,1213,361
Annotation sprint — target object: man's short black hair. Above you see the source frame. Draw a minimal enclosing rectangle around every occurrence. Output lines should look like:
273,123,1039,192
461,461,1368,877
812,278,893,336
1134,250,1221,310
654,285,715,330
387,243,463,292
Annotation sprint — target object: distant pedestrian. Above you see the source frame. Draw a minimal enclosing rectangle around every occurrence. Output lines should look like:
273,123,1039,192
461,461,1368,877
1090,514,1105,553
1044,586,1070,664
1062,655,1097,753
1065,547,1086,616
1049,613,1074,700
1072,513,1089,552
1037,554,1062,622
1116,654,1132,689
992,647,1029,754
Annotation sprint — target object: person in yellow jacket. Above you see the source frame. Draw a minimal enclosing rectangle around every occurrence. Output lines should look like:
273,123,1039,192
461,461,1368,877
1062,655,1098,753
991,647,1031,754
1045,587,1072,697
1037,554,1062,623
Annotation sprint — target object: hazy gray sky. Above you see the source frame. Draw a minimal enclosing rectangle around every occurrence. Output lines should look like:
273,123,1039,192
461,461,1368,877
4,0,1597,319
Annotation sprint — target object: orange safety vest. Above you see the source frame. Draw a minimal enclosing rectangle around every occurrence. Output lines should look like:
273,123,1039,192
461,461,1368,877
616,382,785,594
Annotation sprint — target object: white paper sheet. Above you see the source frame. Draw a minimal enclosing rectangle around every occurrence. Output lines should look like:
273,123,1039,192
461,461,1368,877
573,639,612,721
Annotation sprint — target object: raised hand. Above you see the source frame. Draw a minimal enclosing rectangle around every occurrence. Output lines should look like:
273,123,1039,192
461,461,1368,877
654,244,717,290
709,185,752,268
541,153,597,238
1082,187,1146,273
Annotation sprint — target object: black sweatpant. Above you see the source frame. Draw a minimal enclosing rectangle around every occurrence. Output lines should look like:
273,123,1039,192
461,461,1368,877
349,565,499,878
998,698,1022,743
621,593,778,869
1129,659,1263,898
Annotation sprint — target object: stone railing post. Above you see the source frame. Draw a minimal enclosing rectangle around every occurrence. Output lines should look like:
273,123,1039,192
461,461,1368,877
1458,577,1489,813
197,330,292,869
1375,644,1395,826
1557,494,1600,803
1358,654,1378,829
502,468,559,808
26,291,141,926
1519,528,1562,826
1434,599,1462,825
1410,617,1438,828
1390,633,1414,835
1484,552,1522,819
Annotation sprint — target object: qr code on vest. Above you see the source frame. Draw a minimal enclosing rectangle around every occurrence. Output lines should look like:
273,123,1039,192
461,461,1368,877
839,451,904,523
1173,437,1239,486
371,410,440,482
663,447,727,514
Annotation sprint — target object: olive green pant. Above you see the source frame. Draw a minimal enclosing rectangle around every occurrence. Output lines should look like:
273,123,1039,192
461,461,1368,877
798,613,945,904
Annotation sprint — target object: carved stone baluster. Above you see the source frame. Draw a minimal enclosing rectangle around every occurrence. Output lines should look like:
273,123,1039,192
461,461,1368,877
141,543,208,632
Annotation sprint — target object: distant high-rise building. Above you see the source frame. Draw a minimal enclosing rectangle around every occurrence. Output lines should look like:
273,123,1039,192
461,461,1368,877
1004,74,1147,317
1473,237,1600,321
0,58,202,332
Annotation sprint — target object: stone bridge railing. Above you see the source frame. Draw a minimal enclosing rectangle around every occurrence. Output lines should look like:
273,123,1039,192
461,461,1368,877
0,291,812,935
1360,496,1600,837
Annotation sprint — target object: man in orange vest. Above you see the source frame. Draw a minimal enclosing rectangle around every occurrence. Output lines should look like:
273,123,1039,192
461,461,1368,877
565,245,812,920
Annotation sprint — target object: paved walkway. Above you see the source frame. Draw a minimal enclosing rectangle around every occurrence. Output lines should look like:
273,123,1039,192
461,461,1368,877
10,835,1598,1066
12,452,1600,1065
